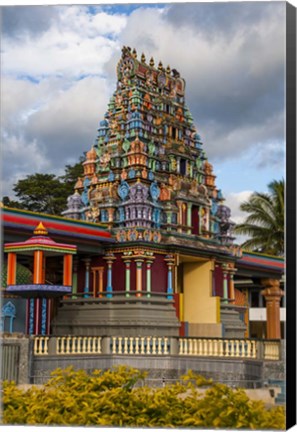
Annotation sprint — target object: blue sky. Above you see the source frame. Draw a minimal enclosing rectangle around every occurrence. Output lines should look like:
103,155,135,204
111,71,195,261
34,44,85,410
1,1,286,227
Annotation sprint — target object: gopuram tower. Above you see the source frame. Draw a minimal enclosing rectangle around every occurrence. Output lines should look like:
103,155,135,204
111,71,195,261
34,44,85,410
58,47,245,338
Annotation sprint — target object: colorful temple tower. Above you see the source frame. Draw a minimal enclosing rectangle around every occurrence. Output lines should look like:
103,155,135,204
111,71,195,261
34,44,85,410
58,47,244,338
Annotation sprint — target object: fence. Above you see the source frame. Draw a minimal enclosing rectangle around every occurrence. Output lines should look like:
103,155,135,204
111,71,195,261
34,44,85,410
1,343,20,383
33,335,281,361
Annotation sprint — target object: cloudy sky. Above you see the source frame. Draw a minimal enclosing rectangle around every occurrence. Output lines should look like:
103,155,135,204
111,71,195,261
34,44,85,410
1,1,286,228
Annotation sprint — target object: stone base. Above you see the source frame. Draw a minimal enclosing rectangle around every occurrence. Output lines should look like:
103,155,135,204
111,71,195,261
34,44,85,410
220,304,246,338
51,296,180,337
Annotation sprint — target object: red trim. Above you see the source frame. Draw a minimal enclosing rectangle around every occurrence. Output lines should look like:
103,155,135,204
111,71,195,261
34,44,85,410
2,213,112,239
239,255,284,269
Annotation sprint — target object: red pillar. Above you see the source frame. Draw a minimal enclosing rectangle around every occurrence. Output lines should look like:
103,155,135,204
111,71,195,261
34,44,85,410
63,254,73,286
261,278,284,339
7,252,17,285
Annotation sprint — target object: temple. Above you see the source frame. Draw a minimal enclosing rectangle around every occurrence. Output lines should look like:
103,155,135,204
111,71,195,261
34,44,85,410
1,48,285,391
58,46,244,338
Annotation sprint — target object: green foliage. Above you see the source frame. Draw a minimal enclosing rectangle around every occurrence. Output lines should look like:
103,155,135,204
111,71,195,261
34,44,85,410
59,155,85,197
234,179,284,256
4,156,84,215
2,366,285,429
12,173,68,215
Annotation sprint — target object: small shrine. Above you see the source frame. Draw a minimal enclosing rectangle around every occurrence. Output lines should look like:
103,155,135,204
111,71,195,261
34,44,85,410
4,222,77,335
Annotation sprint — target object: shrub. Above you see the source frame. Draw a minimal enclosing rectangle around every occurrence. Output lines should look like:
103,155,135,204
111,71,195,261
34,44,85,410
2,366,285,429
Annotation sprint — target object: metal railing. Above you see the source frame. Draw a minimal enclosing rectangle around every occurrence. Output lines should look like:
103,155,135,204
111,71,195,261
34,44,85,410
32,335,281,361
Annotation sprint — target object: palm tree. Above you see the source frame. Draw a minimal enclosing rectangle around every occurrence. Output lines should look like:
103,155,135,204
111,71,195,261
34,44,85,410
234,179,284,256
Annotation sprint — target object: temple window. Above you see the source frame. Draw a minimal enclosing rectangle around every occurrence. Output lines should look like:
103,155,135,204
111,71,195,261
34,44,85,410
180,159,187,175
172,127,177,139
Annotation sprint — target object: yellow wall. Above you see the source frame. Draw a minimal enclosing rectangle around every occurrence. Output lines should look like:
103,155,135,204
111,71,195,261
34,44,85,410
183,261,220,325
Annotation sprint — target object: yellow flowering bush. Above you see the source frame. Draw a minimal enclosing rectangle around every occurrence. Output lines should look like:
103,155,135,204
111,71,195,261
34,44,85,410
2,365,285,429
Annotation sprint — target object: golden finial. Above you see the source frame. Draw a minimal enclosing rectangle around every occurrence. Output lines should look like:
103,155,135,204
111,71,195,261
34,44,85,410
158,61,163,71
166,65,171,74
149,57,155,67
141,53,146,63
34,222,48,236
132,48,137,58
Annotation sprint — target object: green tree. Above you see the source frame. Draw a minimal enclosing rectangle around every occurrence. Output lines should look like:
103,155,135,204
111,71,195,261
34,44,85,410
234,179,284,256
2,196,23,209
59,155,85,196
12,173,68,215
3,156,85,215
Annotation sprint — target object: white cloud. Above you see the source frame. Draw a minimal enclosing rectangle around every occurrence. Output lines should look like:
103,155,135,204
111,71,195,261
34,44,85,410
2,7,126,79
224,190,254,245
1,3,286,201
224,190,253,225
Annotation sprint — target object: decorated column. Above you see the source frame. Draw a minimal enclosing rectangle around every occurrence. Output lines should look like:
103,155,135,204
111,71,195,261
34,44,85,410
228,268,236,304
124,259,131,297
146,259,154,298
104,253,116,298
135,259,143,297
91,266,105,298
165,255,175,300
33,250,44,334
82,258,91,298
261,278,284,339
222,264,229,303
72,257,78,299
6,253,17,285
176,200,183,233
187,202,192,234
63,254,73,287
98,267,104,298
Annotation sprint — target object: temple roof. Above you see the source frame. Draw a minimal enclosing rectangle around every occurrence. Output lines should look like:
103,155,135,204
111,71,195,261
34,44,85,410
2,207,114,253
4,222,77,256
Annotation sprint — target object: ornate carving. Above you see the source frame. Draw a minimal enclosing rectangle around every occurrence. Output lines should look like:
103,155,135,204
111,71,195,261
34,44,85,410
118,181,130,201
150,182,160,202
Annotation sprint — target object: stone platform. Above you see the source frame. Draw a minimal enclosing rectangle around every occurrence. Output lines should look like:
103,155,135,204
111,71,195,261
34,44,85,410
51,294,180,337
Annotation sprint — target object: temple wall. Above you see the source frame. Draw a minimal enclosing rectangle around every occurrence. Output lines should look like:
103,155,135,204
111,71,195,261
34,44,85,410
151,254,167,293
183,261,220,327
111,254,125,292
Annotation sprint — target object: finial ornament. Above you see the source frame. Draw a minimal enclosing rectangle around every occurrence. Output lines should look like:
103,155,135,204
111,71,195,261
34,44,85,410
149,57,155,67
141,53,146,63
132,48,137,58
166,65,171,74
158,61,163,71
34,222,48,236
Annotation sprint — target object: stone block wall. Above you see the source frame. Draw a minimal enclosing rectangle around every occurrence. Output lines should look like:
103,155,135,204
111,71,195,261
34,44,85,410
32,355,264,388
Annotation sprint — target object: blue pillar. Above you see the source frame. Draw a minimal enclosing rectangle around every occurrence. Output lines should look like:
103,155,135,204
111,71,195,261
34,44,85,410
165,255,174,300
106,263,113,298
41,298,47,335
83,258,91,298
29,298,34,335
104,253,116,299
167,266,173,300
